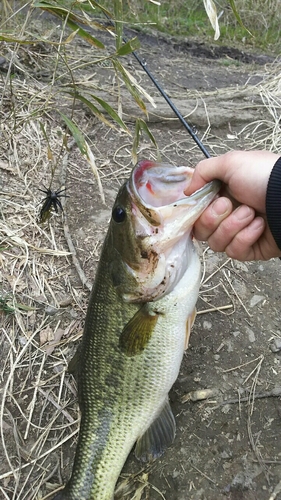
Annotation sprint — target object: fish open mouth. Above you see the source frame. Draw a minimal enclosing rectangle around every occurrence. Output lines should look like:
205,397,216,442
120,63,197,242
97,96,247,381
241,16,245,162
131,160,194,208
130,160,221,224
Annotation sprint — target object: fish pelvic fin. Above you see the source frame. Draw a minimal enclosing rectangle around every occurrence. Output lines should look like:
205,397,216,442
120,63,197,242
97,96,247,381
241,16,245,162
135,399,176,462
119,305,160,356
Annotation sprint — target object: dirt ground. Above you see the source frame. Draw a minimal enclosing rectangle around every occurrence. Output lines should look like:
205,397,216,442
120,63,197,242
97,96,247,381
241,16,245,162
1,8,281,500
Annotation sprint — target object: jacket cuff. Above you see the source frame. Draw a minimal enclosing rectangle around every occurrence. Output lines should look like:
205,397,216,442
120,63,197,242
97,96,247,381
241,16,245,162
266,156,281,250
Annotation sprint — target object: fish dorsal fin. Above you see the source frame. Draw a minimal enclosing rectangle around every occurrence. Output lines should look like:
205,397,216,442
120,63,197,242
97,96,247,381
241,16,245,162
119,305,159,356
134,399,176,462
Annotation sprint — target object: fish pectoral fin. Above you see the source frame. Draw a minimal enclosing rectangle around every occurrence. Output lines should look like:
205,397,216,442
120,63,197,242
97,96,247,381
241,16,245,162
119,305,159,356
134,399,176,462
185,307,197,350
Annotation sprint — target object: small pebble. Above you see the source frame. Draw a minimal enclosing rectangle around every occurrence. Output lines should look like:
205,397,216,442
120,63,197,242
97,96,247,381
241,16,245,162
70,308,79,319
45,306,58,316
232,331,240,338
270,338,281,353
203,320,212,330
245,326,255,343
234,261,249,273
249,294,265,308
221,404,231,414
59,296,72,307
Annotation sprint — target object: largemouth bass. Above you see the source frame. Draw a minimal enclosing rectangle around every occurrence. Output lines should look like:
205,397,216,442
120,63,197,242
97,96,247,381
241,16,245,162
53,160,220,500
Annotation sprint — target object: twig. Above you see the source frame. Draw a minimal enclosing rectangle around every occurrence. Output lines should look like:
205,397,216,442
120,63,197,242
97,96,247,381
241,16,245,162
37,388,76,424
197,304,233,315
0,427,79,480
188,461,217,485
268,479,281,500
201,257,232,285
246,356,269,482
24,353,47,440
223,269,252,317
60,141,93,291
215,387,281,408
223,356,263,373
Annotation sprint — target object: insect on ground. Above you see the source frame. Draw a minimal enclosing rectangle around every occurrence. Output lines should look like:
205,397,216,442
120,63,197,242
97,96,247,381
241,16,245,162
39,186,69,222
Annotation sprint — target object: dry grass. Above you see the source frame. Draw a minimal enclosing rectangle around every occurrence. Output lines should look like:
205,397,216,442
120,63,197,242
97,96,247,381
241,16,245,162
1,4,281,500
239,61,281,151
0,127,84,498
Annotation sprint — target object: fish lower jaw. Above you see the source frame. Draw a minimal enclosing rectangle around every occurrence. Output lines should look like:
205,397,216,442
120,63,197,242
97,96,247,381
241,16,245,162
122,238,195,303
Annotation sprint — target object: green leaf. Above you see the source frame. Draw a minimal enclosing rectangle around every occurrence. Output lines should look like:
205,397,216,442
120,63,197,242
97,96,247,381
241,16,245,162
114,0,123,51
132,119,158,164
228,0,253,36
138,119,157,148
112,59,147,113
66,20,105,48
59,113,87,155
116,37,140,56
34,2,105,48
132,119,141,165
0,35,39,44
0,299,15,315
0,296,35,314
15,303,36,312
67,92,118,130
39,121,53,161
86,0,112,19
69,91,130,133
33,1,84,22
90,94,129,133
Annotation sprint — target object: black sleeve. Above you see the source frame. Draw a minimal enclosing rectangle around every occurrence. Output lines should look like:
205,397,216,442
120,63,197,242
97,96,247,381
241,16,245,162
266,156,281,250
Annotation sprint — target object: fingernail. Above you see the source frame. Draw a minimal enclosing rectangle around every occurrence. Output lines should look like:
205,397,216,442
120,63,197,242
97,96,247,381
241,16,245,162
250,217,264,231
211,197,230,217
234,205,252,221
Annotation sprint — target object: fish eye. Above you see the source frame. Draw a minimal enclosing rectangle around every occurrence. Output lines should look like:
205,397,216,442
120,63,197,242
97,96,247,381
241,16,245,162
112,205,126,223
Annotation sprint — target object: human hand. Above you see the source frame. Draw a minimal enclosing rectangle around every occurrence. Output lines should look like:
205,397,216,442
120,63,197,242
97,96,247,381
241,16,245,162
185,150,281,261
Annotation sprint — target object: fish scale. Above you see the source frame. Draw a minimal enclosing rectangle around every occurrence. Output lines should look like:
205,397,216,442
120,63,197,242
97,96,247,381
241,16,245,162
59,247,199,499
53,161,220,500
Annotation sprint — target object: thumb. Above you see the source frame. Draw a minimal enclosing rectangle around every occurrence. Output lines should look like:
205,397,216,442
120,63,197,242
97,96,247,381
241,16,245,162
185,156,230,196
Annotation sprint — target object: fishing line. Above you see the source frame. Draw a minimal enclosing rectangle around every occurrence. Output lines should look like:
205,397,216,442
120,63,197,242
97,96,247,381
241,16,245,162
105,13,211,158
